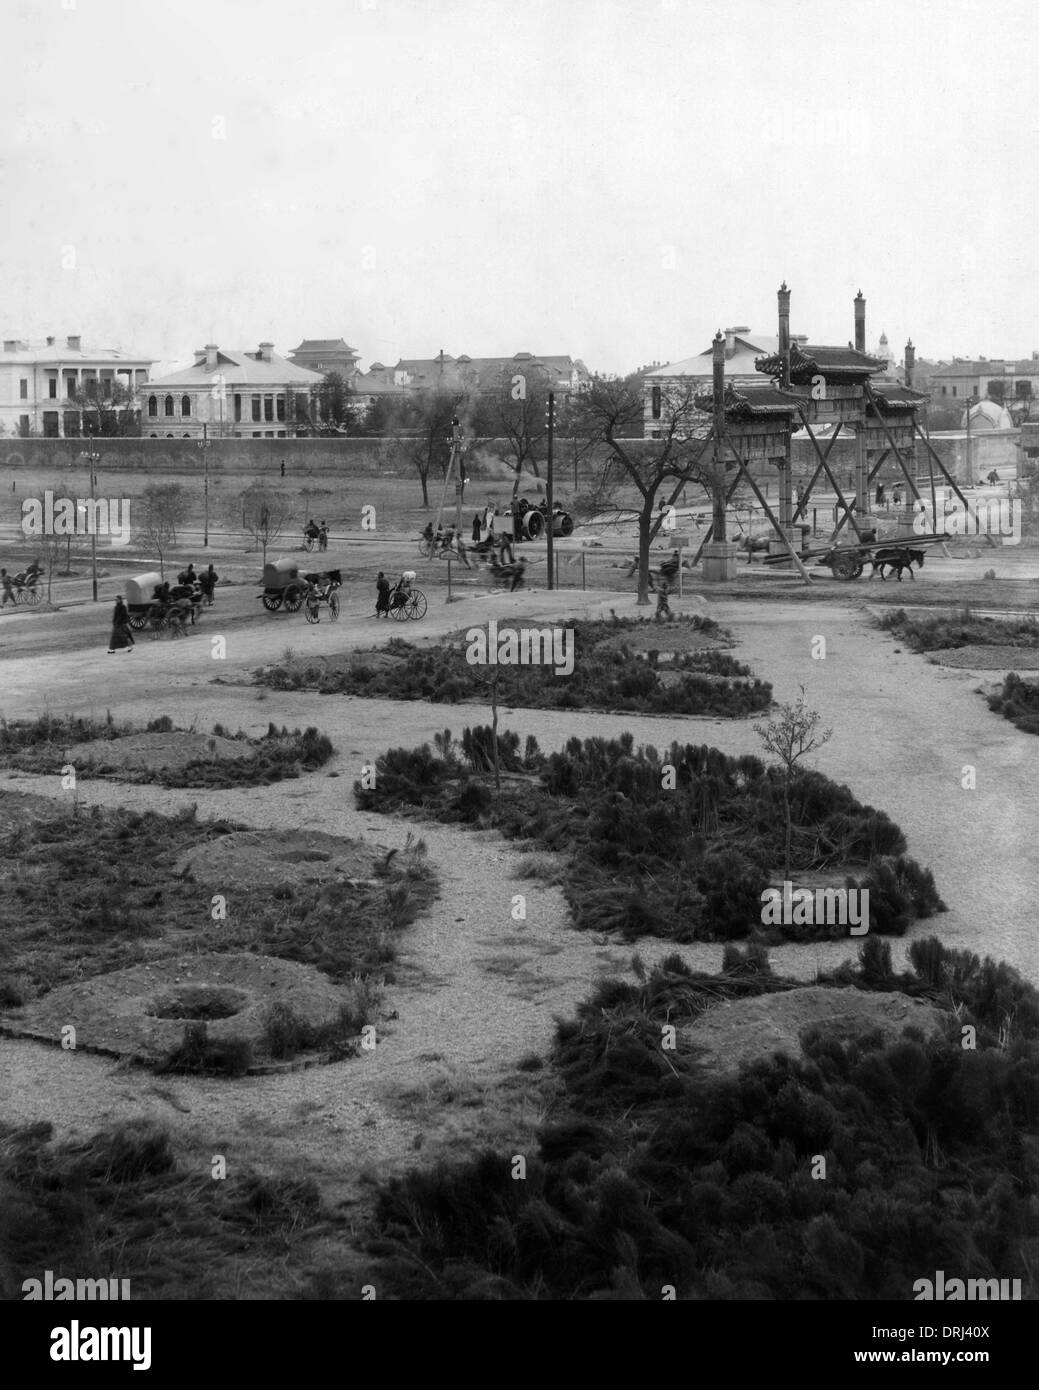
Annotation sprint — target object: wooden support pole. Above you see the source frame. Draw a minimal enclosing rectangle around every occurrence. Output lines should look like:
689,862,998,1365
726,438,813,585
791,423,842,522
911,418,998,547
797,410,869,544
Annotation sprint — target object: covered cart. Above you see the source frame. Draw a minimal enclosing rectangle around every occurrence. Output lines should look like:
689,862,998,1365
260,558,307,612
125,572,163,630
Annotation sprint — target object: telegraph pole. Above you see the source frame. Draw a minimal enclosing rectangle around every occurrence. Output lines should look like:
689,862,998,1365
545,391,555,589
80,432,101,602
451,416,466,537
198,422,211,546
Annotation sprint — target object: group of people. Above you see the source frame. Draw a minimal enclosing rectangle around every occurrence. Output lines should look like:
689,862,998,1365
304,519,329,551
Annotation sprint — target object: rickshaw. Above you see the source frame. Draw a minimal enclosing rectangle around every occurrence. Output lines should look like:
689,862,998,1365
302,569,342,623
260,558,308,612
389,570,427,621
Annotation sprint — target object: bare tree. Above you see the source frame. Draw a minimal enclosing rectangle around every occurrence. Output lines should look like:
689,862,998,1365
754,687,833,878
240,484,292,562
572,374,713,604
393,389,462,508
476,363,552,499
138,483,190,577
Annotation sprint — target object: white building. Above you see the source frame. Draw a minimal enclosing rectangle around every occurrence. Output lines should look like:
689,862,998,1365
143,344,326,438
0,335,153,437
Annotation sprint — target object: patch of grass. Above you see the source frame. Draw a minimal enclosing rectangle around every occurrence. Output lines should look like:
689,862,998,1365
256,617,771,718
877,607,1039,652
0,1117,330,1299
0,715,336,788
0,804,438,1018
367,947,1039,1300
260,993,378,1062
157,1022,254,1076
356,730,941,943
987,671,1039,735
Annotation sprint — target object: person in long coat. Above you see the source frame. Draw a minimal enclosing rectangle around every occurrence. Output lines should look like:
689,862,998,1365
108,595,134,652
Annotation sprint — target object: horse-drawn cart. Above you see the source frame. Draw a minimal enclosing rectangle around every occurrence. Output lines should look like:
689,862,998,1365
260,559,308,613
761,530,949,580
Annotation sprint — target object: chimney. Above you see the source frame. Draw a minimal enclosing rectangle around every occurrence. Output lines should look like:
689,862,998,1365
854,290,865,353
193,348,206,365
67,334,81,351
905,339,915,389
724,327,736,360
777,282,791,389
46,336,55,347
258,341,274,362
3,340,16,352
205,343,218,369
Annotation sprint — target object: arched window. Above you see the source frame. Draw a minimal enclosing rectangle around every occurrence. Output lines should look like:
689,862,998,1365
148,395,157,417
181,395,191,417
164,395,174,416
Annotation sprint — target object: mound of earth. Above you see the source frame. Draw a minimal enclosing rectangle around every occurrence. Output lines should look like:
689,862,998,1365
1,952,360,1064
65,731,254,772
0,788,69,835
679,985,946,1077
592,619,724,659
929,646,1039,670
176,828,387,891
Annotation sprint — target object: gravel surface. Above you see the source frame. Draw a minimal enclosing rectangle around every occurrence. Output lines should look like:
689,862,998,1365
2,588,1037,1210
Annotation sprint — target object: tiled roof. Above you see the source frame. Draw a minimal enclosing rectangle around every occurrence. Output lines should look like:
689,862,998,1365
756,343,885,381
693,382,804,418
148,349,324,388
867,384,928,410
291,339,359,354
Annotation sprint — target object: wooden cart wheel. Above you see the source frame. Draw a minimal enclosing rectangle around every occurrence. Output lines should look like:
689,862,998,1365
283,584,305,612
328,592,340,620
304,599,320,624
128,613,147,631
262,593,283,612
390,596,408,621
832,556,859,580
406,589,427,620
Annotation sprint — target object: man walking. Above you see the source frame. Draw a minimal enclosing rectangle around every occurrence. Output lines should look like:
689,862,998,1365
1,569,16,607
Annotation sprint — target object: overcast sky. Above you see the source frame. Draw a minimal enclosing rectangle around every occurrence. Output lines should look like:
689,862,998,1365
2,0,1035,376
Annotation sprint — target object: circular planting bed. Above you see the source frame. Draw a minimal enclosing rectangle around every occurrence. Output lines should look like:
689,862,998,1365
175,829,387,893
65,731,255,772
679,985,946,1078
1,953,364,1068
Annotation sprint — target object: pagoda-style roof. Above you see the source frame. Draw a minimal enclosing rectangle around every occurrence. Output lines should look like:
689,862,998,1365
694,382,804,419
866,383,929,411
755,342,886,383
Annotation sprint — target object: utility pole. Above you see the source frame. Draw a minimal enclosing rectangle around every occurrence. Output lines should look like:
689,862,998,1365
197,422,211,547
450,416,466,537
546,391,555,589
80,432,101,602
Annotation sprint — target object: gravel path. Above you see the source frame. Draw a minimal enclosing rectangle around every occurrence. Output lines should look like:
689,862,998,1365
2,591,1037,1210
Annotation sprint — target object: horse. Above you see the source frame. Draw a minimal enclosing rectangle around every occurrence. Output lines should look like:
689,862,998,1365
869,547,925,581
